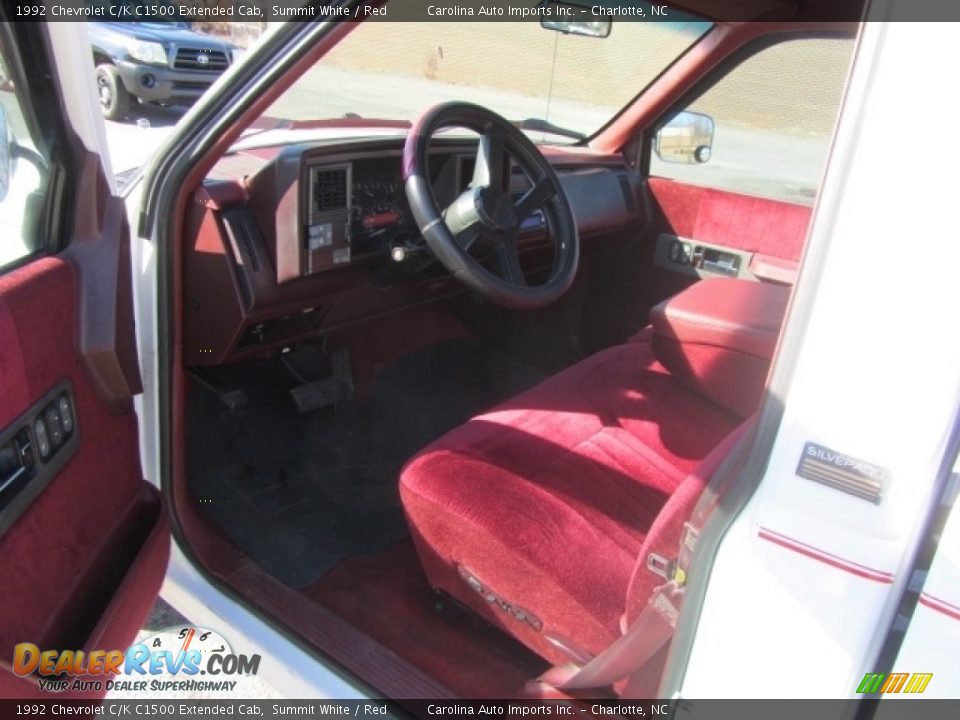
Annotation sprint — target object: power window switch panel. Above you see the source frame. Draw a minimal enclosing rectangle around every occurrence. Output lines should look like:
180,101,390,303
33,419,51,460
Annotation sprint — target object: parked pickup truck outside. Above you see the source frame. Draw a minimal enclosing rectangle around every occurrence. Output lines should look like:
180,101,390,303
88,21,236,120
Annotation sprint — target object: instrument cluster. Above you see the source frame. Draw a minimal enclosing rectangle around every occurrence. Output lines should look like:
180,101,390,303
349,175,412,257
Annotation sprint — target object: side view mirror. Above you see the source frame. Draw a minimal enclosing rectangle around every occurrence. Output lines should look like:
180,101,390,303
0,104,12,203
654,110,715,165
539,1,612,38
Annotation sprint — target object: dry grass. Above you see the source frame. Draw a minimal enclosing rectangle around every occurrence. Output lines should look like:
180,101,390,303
323,23,853,136
323,21,705,109
688,38,853,135
196,15,854,137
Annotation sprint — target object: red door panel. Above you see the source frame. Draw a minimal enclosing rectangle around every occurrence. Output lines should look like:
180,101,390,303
649,177,811,281
0,258,168,699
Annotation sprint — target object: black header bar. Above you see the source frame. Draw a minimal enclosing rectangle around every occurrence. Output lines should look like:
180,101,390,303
8,0,960,24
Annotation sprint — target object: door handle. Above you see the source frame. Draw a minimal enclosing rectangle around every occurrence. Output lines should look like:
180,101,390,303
0,429,35,496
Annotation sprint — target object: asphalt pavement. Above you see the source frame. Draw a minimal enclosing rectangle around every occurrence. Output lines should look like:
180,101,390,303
103,65,827,205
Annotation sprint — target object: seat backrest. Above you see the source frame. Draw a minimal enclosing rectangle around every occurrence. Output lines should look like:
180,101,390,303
650,278,790,417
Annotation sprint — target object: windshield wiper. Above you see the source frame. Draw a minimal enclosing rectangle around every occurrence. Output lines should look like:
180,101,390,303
515,118,586,142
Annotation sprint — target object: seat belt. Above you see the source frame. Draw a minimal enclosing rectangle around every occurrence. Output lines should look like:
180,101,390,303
532,580,683,692
530,420,755,694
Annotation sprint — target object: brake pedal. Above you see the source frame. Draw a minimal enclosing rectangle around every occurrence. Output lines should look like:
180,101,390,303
288,346,354,413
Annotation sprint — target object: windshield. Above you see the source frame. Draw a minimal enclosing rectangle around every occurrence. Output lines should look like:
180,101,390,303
259,6,712,142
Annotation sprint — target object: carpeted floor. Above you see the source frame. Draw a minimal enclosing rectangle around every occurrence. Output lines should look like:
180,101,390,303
185,337,545,587
305,541,550,699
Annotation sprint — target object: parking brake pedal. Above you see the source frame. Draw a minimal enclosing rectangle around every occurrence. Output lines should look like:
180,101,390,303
288,346,354,413
187,368,248,410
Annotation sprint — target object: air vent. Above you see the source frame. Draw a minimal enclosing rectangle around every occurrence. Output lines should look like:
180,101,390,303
222,210,261,272
617,173,638,214
312,166,349,213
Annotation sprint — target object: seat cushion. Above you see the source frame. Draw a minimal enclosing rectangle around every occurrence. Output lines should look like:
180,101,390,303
399,340,740,664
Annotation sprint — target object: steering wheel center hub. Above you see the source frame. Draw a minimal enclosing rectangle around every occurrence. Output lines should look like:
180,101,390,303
476,188,517,232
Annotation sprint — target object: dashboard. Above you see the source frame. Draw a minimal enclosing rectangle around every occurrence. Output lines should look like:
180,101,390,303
247,143,539,283
297,151,470,276
184,136,643,366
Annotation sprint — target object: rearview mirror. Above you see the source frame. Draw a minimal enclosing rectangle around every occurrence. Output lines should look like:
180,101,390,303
539,2,612,38
654,111,715,164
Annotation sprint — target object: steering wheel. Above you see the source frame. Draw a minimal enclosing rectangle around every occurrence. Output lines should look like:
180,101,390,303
403,102,579,310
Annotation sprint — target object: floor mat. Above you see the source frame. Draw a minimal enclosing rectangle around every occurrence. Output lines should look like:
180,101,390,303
186,338,545,587
305,541,549,698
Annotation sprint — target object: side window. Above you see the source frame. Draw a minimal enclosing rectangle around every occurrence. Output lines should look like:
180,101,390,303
651,37,855,205
0,42,48,268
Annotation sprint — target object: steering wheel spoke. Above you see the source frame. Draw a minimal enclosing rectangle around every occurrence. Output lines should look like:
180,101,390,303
515,177,555,222
455,223,483,252
473,124,508,193
494,240,526,287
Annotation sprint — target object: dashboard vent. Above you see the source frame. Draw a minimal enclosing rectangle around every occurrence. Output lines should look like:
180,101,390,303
617,173,638,213
312,167,349,213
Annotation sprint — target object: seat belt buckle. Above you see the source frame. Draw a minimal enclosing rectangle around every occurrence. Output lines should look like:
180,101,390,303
646,553,675,580
665,522,701,587
650,522,702,585
648,553,689,586
651,579,684,627
681,522,700,555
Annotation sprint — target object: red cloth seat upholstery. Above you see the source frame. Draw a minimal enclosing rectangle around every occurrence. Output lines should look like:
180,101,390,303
400,278,786,666
650,278,790,417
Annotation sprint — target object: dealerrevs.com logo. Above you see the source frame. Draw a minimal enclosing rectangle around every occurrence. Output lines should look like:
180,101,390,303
14,626,261,694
